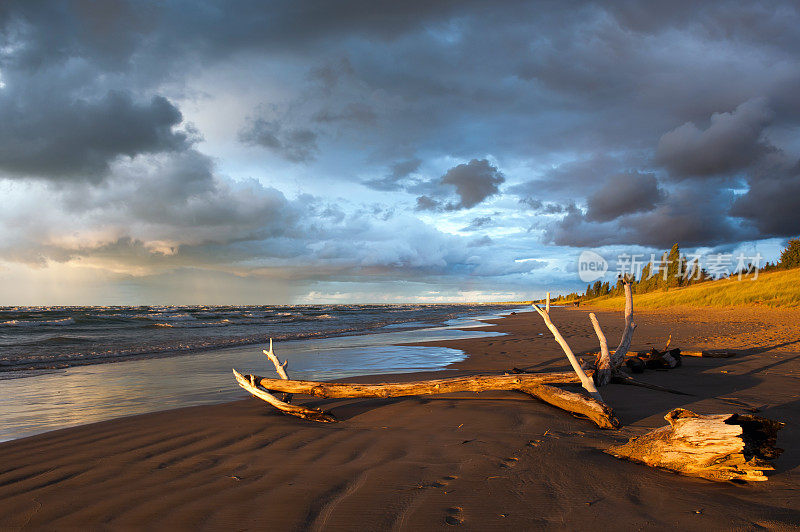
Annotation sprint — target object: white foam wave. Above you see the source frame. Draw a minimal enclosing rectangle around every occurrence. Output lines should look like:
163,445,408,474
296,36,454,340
147,313,196,322
155,319,231,328
1,317,76,327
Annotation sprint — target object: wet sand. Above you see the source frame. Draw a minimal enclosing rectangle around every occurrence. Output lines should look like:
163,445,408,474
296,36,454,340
1,306,799,530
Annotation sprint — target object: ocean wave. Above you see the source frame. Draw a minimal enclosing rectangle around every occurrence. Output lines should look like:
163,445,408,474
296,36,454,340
87,312,152,320
242,311,271,318
0,317,76,327
147,313,196,322
155,319,231,328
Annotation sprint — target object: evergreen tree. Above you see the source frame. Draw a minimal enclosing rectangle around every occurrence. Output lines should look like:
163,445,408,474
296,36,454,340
665,243,684,288
592,280,602,297
638,261,654,292
779,238,800,269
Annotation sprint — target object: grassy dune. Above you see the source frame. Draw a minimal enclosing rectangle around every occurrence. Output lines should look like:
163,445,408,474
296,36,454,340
587,267,800,310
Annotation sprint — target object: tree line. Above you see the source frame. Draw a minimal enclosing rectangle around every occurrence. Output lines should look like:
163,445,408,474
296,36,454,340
582,238,800,301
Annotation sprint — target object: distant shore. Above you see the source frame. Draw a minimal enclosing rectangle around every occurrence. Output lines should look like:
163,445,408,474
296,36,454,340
1,306,799,529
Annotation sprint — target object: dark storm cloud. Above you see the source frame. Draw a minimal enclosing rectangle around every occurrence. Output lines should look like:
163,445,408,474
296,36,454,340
0,90,191,181
5,0,800,188
441,160,505,208
655,98,775,179
731,162,800,238
586,172,665,222
415,159,504,211
546,187,749,248
508,154,625,204
238,117,318,163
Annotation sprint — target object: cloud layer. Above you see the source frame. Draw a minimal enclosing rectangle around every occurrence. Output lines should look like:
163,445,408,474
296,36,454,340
1,1,799,302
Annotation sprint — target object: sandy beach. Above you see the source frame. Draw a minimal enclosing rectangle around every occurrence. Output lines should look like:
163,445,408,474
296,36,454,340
1,306,799,530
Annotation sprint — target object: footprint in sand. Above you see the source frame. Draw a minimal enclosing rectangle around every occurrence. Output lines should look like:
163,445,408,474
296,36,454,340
445,506,464,525
418,474,459,489
499,456,519,468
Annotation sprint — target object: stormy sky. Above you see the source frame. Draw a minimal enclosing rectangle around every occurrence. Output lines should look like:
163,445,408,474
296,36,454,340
1,1,798,304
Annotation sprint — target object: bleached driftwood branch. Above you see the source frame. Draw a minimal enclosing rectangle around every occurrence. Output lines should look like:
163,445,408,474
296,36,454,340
532,303,604,402
612,280,636,369
606,408,784,482
234,361,619,428
232,369,336,423
263,338,292,402
250,371,581,397
589,312,612,385
592,279,636,385
518,383,618,428
263,338,289,380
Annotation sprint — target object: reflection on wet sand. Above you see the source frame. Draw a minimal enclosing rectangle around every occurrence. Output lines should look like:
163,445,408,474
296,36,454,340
0,316,506,441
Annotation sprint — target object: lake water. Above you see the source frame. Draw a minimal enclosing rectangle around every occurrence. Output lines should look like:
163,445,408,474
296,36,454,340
0,309,525,442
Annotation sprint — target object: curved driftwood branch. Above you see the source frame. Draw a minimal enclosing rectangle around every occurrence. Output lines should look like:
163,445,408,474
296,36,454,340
233,369,336,422
606,408,784,482
589,313,612,386
533,304,603,402
518,384,619,429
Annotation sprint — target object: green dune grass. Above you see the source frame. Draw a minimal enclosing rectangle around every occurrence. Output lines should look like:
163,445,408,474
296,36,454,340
586,267,800,310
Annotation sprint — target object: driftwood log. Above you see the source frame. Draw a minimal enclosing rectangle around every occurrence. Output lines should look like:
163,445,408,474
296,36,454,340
235,369,619,428
606,408,784,482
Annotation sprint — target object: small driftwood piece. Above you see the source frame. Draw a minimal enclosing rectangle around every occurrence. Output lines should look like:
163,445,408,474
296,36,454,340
682,350,738,358
629,348,682,371
606,408,784,482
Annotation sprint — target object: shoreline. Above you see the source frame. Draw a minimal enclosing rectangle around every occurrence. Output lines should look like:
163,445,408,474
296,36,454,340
0,308,519,442
0,304,523,375
1,306,799,529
